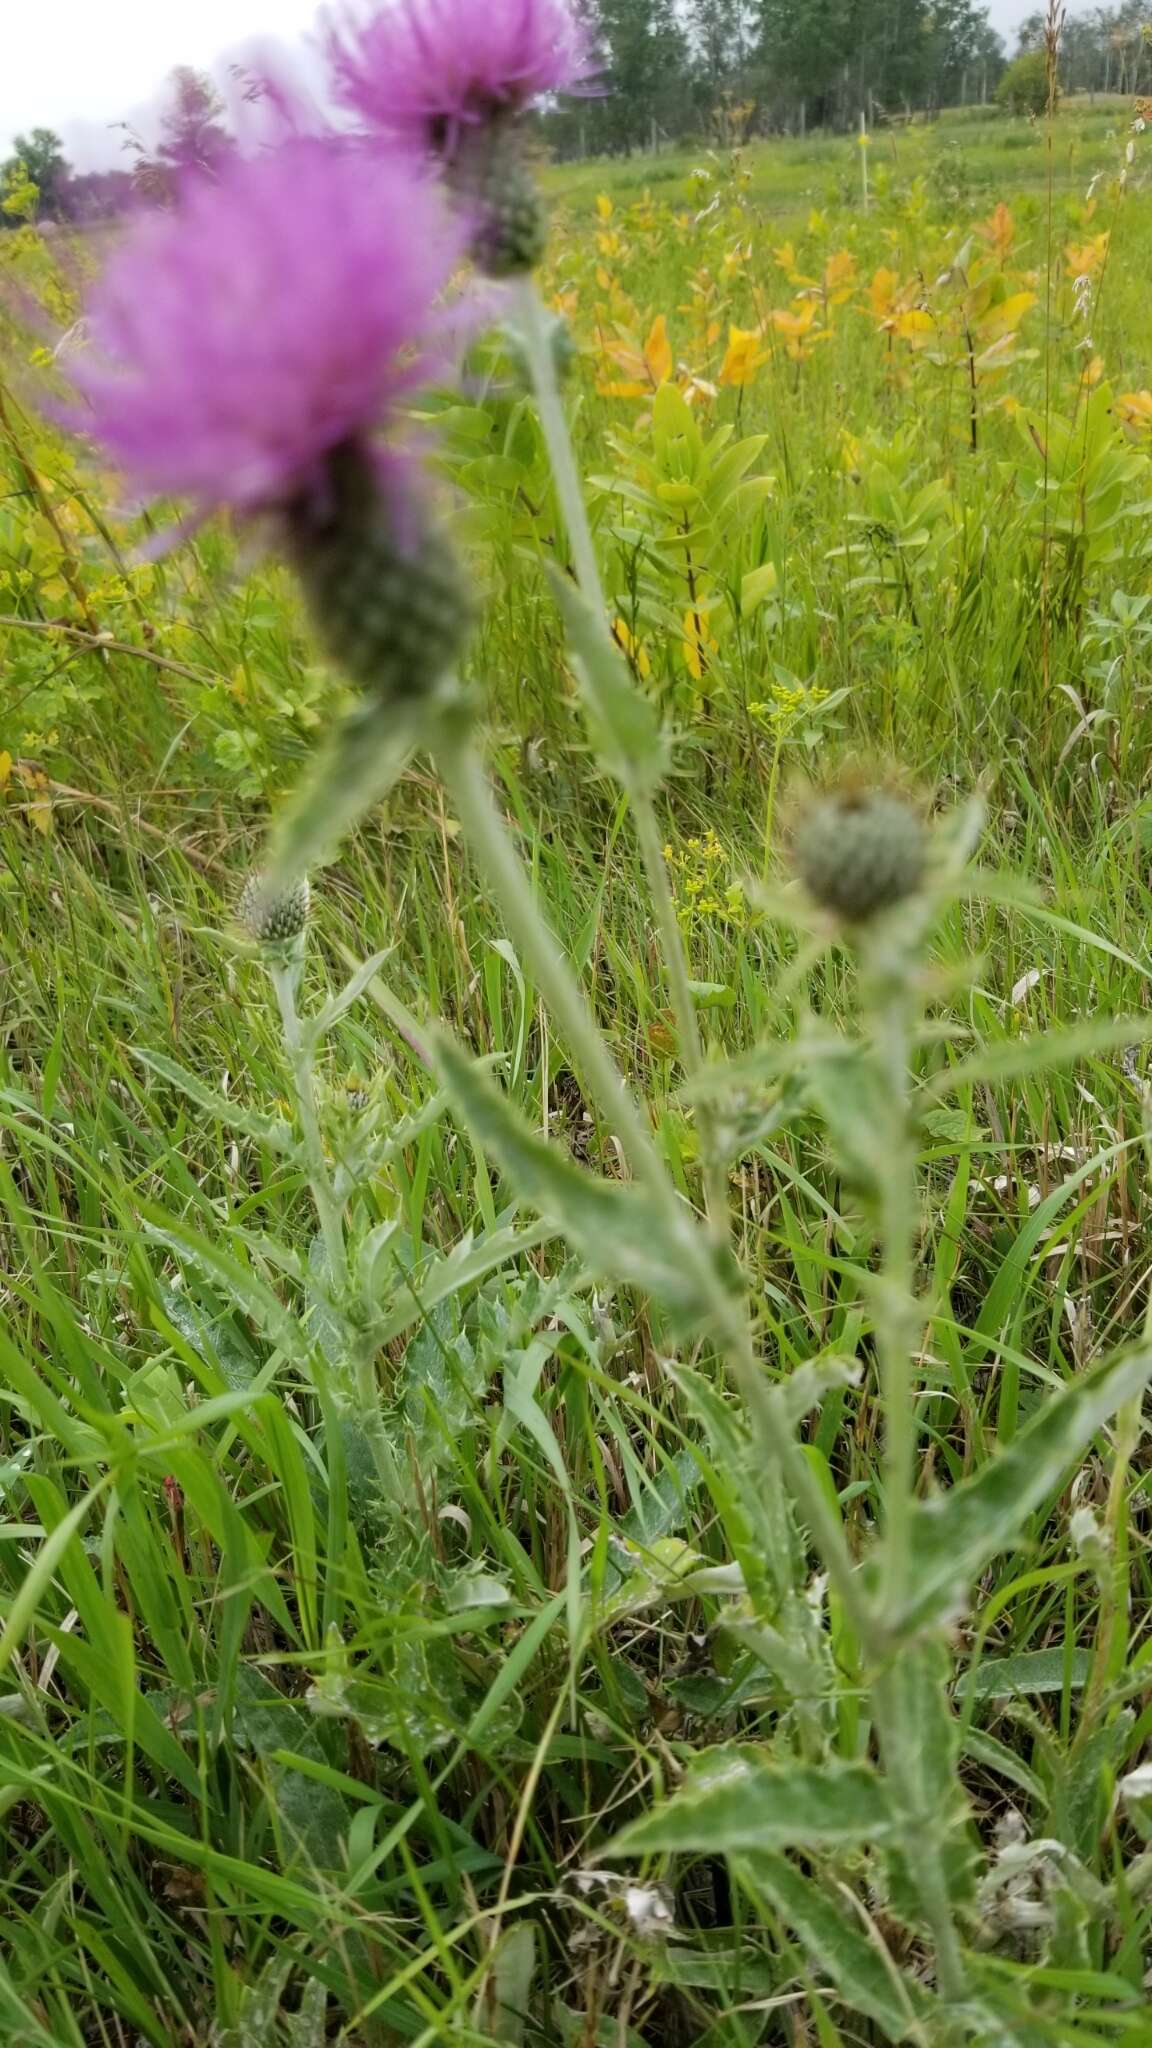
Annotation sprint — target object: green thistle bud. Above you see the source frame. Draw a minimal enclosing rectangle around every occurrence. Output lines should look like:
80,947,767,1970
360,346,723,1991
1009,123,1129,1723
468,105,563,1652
237,870,311,946
793,785,926,923
285,441,473,700
450,120,548,278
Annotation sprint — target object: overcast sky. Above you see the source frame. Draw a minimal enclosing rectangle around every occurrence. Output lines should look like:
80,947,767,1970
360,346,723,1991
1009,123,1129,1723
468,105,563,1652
6,0,1043,171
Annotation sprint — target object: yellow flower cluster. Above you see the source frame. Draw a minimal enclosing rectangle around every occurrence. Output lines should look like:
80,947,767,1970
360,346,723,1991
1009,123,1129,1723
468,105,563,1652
748,680,829,736
663,828,747,929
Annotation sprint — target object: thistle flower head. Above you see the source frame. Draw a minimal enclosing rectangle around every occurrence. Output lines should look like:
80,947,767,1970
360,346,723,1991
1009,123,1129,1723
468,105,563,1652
237,870,312,946
793,781,927,924
327,0,596,157
69,138,460,521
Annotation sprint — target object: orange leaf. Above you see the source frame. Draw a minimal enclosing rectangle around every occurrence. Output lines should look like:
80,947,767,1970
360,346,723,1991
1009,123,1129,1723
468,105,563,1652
1117,389,1152,432
718,325,767,387
643,314,673,387
971,290,1036,343
867,265,901,321
894,307,937,348
823,249,857,304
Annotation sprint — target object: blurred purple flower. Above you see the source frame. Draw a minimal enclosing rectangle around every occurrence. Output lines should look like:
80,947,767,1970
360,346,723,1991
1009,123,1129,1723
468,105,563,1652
327,0,596,157
69,137,460,520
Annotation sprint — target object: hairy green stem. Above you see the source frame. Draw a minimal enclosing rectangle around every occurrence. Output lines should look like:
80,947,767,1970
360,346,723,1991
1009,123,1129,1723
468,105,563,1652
513,277,727,1233
861,946,921,1617
271,962,401,1502
858,932,968,2002
512,277,603,605
438,708,869,1630
270,961,346,1287
630,793,728,1232
436,710,867,1626
872,1668,968,2004
435,717,667,1193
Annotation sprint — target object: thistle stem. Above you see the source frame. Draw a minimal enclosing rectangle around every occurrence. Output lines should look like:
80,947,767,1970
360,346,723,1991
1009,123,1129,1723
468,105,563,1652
511,277,602,605
855,930,967,2003
435,710,866,1628
871,1668,968,2004
513,276,726,1233
269,962,346,1293
873,981,919,1615
434,718,666,1194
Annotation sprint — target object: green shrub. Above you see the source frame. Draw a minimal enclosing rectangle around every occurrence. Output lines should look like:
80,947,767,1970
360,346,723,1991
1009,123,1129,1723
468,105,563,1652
996,49,1053,116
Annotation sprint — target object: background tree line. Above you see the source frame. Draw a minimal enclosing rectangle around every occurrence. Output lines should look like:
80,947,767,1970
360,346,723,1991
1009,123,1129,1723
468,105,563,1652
1,68,232,227
1015,3,1152,95
6,2,1152,219
546,0,1009,155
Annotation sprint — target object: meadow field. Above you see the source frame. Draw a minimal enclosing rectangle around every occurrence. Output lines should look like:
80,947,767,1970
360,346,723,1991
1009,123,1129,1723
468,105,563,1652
5,98,1152,2044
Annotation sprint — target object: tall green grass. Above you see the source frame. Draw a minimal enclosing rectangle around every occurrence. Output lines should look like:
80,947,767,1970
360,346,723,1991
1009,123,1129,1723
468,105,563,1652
2,101,1152,2044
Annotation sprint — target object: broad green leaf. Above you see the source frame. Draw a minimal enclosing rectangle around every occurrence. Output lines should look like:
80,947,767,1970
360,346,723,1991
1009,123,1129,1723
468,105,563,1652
548,567,669,794
738,1852,923,2043
874,1342,1152,1636
687,979,737,1009
959,1646,1092,1700
740,562,779,613
478,1923,536,2045
142,1208,310,1366
155,1284,259,1392
433,1034,738,1334
608,1749,897,1855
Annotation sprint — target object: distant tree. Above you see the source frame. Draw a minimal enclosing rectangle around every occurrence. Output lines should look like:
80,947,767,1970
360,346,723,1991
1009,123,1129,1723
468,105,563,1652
1,128,70,219
997,48,1053,113
582,0,694,150
689,0,752,89
157,67,233,174
758,0,1009,125
57,168,135,224
130,66,234,199
923,1,1005,106
1014,3,1152,96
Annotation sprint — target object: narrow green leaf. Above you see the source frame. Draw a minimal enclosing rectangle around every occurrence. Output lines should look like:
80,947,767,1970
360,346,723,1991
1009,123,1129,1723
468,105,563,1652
371,1217,556,1345
478,1923,536,2045
133,1049,299,1156
307,947,396,1045
142,1208,310,1365
959,1646,1093,1701
926,1014,1152,1100
876,1342,1152,1636
548,567,669,793
738,1852,922,2043
266,692,430,888
433,1034,737,1334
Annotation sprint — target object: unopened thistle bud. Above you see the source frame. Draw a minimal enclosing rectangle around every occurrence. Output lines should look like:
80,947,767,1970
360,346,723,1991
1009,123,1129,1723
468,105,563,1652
285,440,473,700
328,0,595,278
237,870,311,947
449,121,548,278
793,785,927,923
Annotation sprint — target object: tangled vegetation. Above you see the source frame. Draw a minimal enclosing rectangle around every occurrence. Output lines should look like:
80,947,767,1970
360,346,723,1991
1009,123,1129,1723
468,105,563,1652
3,94,1152,2046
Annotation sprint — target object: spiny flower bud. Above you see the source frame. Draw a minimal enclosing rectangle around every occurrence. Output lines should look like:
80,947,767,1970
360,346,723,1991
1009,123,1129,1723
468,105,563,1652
793,785,926,923
285,440,473,700
450,121,548,278
237,870,311,946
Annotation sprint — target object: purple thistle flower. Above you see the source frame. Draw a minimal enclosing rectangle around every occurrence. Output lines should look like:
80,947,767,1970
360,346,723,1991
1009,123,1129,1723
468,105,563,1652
327,0,596,157
70,138,460,521
68,135,476,716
